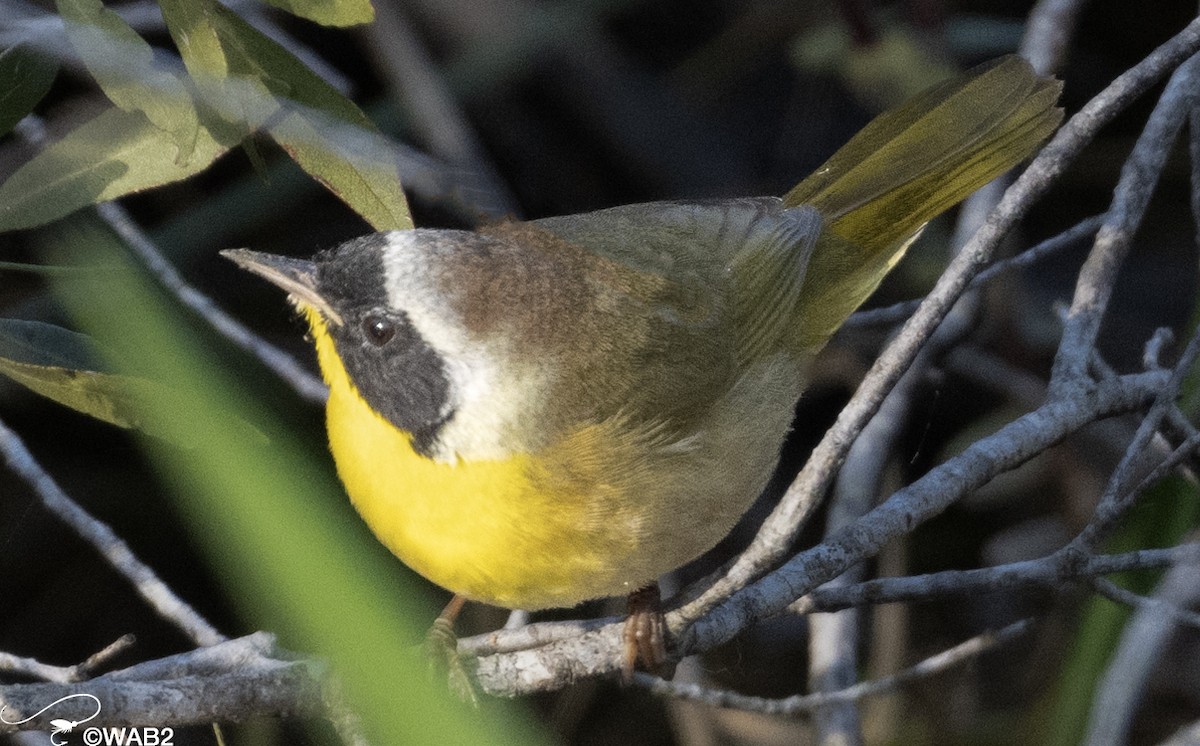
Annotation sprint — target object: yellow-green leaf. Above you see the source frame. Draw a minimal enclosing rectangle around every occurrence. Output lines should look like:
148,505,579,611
56,0,204,163
0,317,162,433
257,0,375,27
0,44,58,137
0,106,228,233
160,0,410,230
271,110,412,230
159,0,279,136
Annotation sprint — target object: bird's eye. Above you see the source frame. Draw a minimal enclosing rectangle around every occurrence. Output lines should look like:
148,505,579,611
362,314,395,346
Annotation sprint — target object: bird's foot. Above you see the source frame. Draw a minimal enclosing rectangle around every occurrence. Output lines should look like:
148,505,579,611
621,583,677,684
423,595,480,706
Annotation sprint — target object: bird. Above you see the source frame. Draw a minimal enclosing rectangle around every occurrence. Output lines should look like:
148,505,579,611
223,55,1062,684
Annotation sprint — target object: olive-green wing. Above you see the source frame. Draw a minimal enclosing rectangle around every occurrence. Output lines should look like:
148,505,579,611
536,199,822,359
530,200,821,433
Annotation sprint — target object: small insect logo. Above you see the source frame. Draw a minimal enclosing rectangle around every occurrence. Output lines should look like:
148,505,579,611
1,693,102,746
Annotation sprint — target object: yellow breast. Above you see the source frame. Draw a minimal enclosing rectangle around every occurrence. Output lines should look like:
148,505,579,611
308,311,648,608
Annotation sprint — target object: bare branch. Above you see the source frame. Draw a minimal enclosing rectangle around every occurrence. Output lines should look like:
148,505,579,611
1052,54,1200,386
1159,718,1200,746
845,214,1105,330
1019,0,1088,75
808,310,942,743
0,636,322,731
0,636,135,685
0,416,225,648
457,545,1198,658
97,199,331,405
1070,323,1200,551
680,374,1165,645
0,653,75,685
360,3,518,221
1084,555,1200,745
1090,578,1200,630
634,620,1032,716
790,545,1200,613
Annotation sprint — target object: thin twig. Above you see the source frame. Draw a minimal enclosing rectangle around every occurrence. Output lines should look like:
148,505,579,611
1084,552,1200,745
1052,54,1200,385
0,652,75,684
809,312,945,743
845,214,1105,329
636,620,1033,716
1158,718,1200,745
1090,577,1200,629
461,545,1200,656
789,545,1200,614
1019,0,1088,75
98,200,330,404
239,7,353,95
0,636,135,684
76,635,138,679
1070,322,1200,551
0,416,225,647
361,3,518,221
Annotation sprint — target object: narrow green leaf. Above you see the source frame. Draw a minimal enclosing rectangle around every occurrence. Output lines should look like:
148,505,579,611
159,0,279,136
56,0,204,163
257,0,375,27
0,317,161,432
158,0,230,80
0,317,106,370
0,260,104,275
0,44,58,138
271,110,412,230
160,0,410,230
0,106,228,233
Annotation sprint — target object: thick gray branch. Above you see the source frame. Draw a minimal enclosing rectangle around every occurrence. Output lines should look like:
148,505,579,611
0,636,323,731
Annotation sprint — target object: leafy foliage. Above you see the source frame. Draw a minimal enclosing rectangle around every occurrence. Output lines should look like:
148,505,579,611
0,316,163,433
0,0,408,233
0,44,57,138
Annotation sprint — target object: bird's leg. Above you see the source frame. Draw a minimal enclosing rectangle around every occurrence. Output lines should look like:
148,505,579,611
621,583,676,683
424,594,478,704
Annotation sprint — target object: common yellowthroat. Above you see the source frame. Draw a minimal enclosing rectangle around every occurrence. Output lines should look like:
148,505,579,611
224,56,1061,681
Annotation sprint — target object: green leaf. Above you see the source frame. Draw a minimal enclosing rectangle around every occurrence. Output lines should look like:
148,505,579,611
0,106,228,232
160,0,410,230
56,0,204,163
0,317,163,433
0,44,58,138
256,0,375,27
0,260,101,275
159,0,279,136
270,110,412,230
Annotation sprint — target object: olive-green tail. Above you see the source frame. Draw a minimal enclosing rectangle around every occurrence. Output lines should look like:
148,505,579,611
786,55,1063,351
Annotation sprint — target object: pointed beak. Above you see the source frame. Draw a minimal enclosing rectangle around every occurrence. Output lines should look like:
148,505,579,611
221,249,343,325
